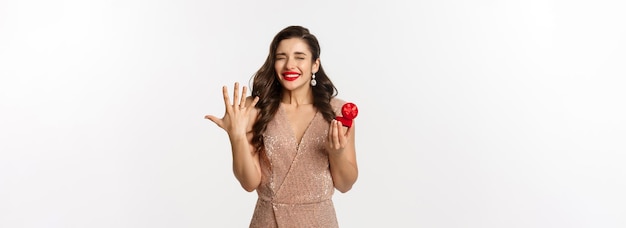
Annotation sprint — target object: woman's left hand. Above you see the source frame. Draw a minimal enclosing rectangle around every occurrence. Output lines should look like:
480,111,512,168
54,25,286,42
326,119,358,193
326,119,352,155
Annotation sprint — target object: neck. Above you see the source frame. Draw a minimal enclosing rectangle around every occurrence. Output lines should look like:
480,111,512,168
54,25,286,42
281,88,313,105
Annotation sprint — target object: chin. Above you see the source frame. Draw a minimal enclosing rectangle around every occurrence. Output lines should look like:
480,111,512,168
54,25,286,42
281,83,307,91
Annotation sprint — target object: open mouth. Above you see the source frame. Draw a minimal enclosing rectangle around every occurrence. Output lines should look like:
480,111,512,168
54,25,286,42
282,71,300,81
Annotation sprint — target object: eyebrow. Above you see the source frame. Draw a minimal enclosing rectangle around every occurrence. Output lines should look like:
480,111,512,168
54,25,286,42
275,52,307,56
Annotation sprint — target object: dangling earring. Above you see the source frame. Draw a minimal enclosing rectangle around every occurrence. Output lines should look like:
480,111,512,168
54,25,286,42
311,73,317,86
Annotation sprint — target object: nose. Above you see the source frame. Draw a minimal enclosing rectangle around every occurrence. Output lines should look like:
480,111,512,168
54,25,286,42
285,57,296,69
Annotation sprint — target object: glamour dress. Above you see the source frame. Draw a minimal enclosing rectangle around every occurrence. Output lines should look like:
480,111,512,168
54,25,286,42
249,99,346,228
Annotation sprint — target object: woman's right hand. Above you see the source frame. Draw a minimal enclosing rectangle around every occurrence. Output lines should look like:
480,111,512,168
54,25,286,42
204,82,259,137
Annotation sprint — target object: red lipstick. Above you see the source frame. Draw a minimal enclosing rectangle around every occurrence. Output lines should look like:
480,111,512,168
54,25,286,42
282,71,300,81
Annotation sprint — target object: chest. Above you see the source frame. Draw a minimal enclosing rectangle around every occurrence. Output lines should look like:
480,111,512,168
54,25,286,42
280,105,318,145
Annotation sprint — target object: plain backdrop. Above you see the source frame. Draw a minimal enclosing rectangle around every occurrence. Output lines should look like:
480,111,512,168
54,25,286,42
1,0,625,227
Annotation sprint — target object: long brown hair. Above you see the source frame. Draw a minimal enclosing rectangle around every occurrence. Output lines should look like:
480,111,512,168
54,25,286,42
250,25,338,157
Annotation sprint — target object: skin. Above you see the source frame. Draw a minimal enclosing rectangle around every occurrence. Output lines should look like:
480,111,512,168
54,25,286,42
205,38,358,193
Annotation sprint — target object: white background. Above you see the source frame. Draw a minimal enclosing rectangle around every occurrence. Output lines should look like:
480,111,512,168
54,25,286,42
1,0,625,227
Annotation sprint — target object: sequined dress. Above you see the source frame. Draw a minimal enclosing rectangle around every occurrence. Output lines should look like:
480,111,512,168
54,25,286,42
249,99,345,228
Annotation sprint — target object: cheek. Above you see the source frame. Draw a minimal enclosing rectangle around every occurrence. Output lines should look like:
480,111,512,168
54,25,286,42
274,63,283,79
274,63,282,76
274,62,281,71
299,62,312,72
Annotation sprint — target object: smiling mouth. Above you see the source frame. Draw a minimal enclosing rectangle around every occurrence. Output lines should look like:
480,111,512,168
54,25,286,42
282,72,300,81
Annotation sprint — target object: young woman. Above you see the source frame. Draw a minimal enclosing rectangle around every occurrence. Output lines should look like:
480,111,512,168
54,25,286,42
205,25,358,227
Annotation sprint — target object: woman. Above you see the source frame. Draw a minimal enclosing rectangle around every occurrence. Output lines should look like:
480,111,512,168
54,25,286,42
205,25,358,227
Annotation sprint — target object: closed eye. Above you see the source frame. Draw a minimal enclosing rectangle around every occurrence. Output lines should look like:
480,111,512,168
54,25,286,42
275,53,287,60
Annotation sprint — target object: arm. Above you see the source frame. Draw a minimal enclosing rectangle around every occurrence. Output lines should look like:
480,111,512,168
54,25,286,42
327,119,358,193
205,83,262,192
229,133,262,192
229,98,261,192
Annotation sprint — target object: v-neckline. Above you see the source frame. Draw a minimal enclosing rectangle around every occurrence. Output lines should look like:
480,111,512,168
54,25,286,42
278,104,319,149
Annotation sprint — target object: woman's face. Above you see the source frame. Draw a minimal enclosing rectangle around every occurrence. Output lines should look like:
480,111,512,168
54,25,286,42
274,38,320,91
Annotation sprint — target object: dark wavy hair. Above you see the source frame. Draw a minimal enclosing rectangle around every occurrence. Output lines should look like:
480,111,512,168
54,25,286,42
250,25,338,157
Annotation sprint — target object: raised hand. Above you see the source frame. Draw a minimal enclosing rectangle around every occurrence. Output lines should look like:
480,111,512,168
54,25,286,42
205,82,259,137
326,119,353,155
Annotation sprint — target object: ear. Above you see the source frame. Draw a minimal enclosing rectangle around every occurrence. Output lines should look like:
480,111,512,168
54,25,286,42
312,58,320,74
